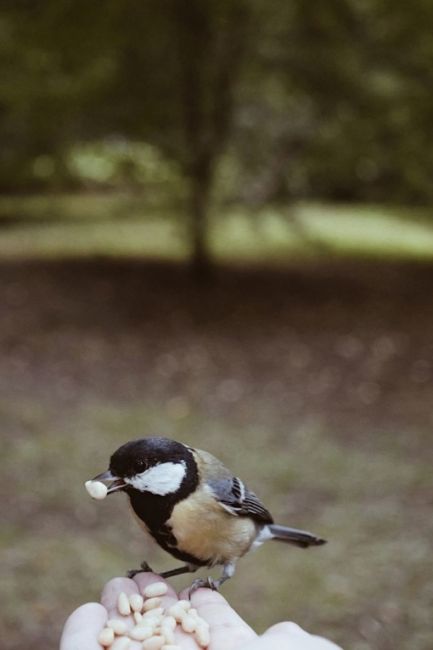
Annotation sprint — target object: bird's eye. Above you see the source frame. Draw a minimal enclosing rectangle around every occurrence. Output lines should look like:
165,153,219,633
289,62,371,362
136,459,147,471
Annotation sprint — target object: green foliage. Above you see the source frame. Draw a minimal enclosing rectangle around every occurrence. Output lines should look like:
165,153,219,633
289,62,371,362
231,0,433,204
67,140,183,192
1,0,433,204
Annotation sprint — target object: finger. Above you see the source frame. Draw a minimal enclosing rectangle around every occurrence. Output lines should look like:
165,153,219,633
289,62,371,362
181,588,257,650
260,622,343,650
258,622,304,649
133,572,178,610
60,602,106,650
101,577,139,619
100,577,143,649
309,634,343,649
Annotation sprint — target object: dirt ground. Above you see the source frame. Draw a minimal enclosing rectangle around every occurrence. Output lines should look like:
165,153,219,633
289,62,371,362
1,257,432,650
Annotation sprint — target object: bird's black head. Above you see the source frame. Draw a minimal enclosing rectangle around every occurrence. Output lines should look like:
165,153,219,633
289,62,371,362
91,437,198,498
110,437,191,479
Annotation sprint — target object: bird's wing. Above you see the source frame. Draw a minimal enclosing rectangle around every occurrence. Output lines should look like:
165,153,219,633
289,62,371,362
207,475,274,524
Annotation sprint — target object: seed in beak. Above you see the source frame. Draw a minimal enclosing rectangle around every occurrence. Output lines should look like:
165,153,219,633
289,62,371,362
85,480,108,500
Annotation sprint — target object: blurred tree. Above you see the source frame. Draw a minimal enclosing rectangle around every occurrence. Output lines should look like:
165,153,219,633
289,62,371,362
90,0,250,275
0,0,249,274
231,0,433,205
1,0,433,264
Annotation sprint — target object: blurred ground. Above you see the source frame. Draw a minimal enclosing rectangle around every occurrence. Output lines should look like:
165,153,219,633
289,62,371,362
1,254,433,650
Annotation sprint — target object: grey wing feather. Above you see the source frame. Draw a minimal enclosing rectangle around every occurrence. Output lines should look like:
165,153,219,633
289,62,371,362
207,476,274,524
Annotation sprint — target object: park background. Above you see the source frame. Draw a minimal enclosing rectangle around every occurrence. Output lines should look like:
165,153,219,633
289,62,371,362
1,2,433,649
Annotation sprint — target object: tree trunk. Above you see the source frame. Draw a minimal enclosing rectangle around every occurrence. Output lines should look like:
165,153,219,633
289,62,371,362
189,168,212,281
173,0,248,280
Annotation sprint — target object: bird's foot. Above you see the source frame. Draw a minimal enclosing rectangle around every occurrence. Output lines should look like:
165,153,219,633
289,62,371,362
188,576,219,597
126,561,154,579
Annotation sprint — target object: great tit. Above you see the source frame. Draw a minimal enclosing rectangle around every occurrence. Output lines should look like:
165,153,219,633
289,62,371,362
90,436,326,593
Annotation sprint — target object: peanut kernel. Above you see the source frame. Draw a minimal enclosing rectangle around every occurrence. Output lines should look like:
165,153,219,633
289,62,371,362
142,636,165,650
143,597,162,611
143,582,168,598
130,625,154,641
129,593,144,612
118,591,131,616
107,618,128,635
97,627,114,646
84,480,108,500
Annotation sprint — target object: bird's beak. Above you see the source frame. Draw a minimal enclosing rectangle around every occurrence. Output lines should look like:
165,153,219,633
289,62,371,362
91,470,127,494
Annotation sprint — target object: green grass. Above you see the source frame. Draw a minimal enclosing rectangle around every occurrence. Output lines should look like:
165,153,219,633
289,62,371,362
0,194,433,262
299,204,433,258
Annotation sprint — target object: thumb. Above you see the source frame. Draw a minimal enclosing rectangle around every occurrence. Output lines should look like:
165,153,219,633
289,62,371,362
185,588,257,650
60,602,107,650
261,622,343,649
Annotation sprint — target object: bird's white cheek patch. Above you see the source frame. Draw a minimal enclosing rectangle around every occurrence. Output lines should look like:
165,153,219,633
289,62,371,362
126,461,186,495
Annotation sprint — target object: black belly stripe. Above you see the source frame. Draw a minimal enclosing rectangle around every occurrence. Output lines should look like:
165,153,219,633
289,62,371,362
151,524,208,566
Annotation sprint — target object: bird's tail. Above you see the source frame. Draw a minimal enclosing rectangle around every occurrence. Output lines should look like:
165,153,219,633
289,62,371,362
268,524,327,549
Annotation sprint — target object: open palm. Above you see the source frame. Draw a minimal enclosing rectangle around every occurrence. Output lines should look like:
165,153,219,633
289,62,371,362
61,574,341,650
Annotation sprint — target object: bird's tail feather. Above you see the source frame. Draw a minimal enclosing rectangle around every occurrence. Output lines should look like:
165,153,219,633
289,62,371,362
268,524,326,548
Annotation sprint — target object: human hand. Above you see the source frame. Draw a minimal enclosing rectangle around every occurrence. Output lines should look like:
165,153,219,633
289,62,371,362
60,573,342,650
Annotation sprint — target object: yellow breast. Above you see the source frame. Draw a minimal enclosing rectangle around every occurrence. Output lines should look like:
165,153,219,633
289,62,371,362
167,485,257,565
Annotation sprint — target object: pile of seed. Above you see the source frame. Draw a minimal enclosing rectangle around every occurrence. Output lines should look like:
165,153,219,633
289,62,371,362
97,582,210,650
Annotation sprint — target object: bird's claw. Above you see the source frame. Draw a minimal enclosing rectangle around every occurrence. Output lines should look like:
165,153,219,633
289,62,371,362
188,576,219,597
126,561,154,579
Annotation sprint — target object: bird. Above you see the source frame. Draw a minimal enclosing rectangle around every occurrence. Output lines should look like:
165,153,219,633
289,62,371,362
90,436,326,594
